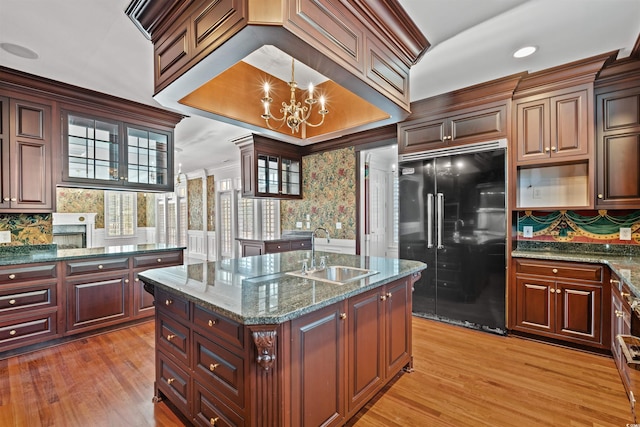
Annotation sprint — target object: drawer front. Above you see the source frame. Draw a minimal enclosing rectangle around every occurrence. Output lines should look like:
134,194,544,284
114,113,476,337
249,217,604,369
515,259,603,282
156,288,189,321
193,380,245,427
64,257,129,276
0,263,57,284
157,349,191,419
194,332,245,411
291,239,311,250
194,305,244,350
0,311,58,349
0,283,56,314
265,241,291,253
132,251,183,269
157,311,190,364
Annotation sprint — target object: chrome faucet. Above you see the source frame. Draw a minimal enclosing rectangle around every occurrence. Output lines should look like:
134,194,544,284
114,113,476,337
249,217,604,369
311,227,330,269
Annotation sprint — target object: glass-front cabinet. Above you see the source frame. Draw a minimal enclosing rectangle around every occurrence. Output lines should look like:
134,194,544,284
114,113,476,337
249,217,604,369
62,111,173,191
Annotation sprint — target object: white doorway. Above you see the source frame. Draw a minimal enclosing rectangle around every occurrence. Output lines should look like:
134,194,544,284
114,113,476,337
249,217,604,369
360,145,398,258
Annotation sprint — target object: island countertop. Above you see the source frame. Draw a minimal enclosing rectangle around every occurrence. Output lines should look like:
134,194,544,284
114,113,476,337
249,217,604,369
138,251,426,325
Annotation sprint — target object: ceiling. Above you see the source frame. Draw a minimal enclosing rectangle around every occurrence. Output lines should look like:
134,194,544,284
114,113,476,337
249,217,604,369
1,0,639,174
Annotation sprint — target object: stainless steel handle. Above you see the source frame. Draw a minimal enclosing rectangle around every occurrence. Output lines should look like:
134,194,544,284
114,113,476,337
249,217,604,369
426,193,434,249
436,193,444,249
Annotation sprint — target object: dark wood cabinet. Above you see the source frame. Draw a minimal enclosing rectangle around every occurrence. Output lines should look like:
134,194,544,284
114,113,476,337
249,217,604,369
238,237,311,257
610,270,633,398
0,96,54,212
236,134,302,199
595,85,640,208
132,251,183,319
514,87,590,165
512,259,608,349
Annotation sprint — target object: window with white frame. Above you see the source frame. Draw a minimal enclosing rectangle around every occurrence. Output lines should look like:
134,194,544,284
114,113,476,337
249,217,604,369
105,191,136,238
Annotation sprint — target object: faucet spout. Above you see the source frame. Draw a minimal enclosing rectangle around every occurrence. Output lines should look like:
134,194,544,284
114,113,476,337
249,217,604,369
311,227,330,269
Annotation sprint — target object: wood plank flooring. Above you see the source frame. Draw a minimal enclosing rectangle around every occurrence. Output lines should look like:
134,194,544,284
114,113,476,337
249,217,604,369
0,317,630,426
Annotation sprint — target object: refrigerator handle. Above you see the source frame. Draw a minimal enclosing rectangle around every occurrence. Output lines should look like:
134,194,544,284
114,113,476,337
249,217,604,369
426,193,434,248
436,193,444,249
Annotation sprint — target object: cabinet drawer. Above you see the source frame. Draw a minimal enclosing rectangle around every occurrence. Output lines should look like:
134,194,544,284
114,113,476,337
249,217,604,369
291,239,311,250
157,349,191,419
193,332,245,411
157,311,190,365
64,257,129,276
156,288,189,321
264,241,291,253
0,282,56,314
132,251,183,269
0,311,58,349
193,380,245,427
515,259,603,282
0,263,57,284
194,305,244,350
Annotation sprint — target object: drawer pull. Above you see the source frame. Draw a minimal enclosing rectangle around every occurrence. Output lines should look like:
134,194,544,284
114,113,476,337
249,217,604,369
166,378,174,385
9,299,16,305
8,274,15,280
210,417,219,426
277,245,281,249
616,310,625,318
622,292,630,298
549,288,554,293
165,299,173,306
166,334,176,341
386,292,392,298
556,289,562,294
9,330,16,336
124,279,129,284
208,319,217,327
340,313,347,320
552,268,558,274
135,278,139,282
611,279,621,285
157,258,162,263
209,363,219,372
380,295,387,301
98,265,103,270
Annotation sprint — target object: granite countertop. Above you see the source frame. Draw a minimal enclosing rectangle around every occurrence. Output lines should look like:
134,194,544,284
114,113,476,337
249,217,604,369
512,241,640,299
0,243,186,266
138,251,426,325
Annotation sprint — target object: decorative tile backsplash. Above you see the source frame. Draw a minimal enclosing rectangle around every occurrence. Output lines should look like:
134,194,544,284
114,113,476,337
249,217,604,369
0,213,52,246
517,210,640,245
207,175,215,231
281,147,356,240
56,188,105,228
188,178,203,231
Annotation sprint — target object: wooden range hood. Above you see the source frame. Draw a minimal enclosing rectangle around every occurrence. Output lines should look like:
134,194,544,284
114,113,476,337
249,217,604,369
126,0,429,143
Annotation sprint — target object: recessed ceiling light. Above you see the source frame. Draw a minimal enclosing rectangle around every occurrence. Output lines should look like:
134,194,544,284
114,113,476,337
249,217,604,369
513,46,537,59
0,43,39,59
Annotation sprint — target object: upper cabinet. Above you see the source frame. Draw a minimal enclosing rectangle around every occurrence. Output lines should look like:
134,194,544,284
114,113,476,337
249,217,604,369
594,59,640,209
236,134,302,199
397,74,521,156
62,111,173,191
0,95,54,213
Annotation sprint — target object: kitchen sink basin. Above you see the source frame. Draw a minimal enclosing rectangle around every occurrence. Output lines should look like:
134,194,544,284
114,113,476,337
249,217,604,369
286,266,378,285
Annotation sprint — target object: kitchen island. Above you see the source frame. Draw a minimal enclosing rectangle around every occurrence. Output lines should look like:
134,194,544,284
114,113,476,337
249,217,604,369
139,251,425,427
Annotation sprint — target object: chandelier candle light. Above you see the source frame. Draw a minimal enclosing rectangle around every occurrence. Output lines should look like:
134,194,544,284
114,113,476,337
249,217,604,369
261,58,329,134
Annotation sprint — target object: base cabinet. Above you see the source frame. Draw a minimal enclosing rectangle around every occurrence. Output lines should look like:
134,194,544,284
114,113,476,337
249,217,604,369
512,259,609,349
149,274,416,427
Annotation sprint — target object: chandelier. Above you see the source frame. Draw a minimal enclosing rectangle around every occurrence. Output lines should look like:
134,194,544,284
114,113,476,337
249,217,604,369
261,58,329,134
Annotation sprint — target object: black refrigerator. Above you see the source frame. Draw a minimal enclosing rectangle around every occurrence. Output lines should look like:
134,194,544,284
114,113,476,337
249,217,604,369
399,140,507,334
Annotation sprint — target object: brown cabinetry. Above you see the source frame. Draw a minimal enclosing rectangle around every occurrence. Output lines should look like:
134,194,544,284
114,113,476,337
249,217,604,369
595,84,640,208
238,237,311,257
610,270,633,399
236,134,302,199
512,259,609,349
0,96,54,212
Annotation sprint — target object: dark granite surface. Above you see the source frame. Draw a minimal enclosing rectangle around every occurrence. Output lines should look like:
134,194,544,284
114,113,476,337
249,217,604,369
513,241,640,299
139,251,426,325
0,244,186,266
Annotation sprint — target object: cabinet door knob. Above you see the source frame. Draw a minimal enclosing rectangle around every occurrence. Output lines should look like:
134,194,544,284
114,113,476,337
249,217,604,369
380,295,387,301
210,417,219,426
10,198,16,202
616,310,625,318
9,329,16,336
208,319,217,327
98,265,103,270
9,299,16,305
545,147,551,153
551,146,557,152
135,277,140,282
165,299,172,306
340,313,347,320
157,258,162,263
8,274,15,280
556,288,562,294
3,197,8,201
124,279,129,284
611,279,621,285
549,288,555,293
386,292,392,298
622,292,630,298
166,334,176,341
597,194,603,199
552,268,558,274
166,378,174,385
209,363,220,372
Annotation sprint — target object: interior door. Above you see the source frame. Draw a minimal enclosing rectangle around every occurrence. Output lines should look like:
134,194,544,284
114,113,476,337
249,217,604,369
368,165,387,257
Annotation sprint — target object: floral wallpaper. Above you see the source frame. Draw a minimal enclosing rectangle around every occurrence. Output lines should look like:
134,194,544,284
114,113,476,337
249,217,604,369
207,175,215,231
281,147,356,240
188,178,203,231
137,193,156,228
517,210,640,245
0,214,52,246
56,188,105,228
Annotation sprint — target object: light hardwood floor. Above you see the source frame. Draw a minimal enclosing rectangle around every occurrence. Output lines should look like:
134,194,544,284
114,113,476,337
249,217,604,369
0,317,630,426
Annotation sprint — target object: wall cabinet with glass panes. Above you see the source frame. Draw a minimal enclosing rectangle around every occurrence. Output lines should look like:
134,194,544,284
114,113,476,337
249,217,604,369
236,134,302,199
62,111,174,192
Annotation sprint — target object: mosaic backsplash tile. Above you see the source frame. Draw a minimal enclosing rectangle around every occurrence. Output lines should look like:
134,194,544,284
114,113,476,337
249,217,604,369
281,147,356,240
0,214,52,246
207,175,215,231
188,178,203,231
517,210,640,245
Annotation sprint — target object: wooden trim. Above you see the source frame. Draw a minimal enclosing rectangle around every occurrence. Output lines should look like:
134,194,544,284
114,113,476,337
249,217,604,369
302,124,396,155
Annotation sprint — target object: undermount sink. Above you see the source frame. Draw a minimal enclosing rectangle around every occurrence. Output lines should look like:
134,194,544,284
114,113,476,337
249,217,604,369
286,266,378,285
